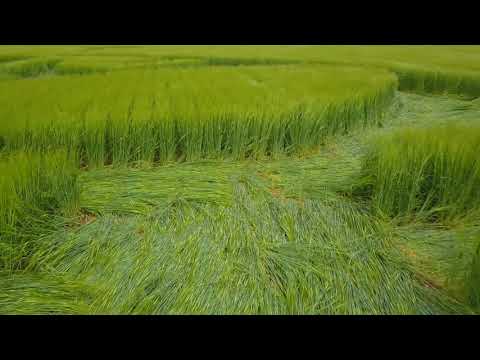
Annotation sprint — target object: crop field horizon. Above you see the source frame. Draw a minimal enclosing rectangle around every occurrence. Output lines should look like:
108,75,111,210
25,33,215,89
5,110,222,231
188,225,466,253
0,45,479,314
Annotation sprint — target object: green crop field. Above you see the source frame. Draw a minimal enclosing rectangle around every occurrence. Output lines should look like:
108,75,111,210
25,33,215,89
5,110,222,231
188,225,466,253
0,45,479,315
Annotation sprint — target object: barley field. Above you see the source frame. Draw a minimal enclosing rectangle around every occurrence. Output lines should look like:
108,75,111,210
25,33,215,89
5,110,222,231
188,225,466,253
0,45,479,314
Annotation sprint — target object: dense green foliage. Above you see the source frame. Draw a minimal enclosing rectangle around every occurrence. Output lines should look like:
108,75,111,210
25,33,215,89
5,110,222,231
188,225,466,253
0,46,479,315
0,65,396,165
2,45,480,96
0,151,79,270
357,124,480,222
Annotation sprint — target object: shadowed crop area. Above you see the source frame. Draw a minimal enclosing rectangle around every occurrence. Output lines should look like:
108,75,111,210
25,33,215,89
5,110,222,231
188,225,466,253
0,46,479,315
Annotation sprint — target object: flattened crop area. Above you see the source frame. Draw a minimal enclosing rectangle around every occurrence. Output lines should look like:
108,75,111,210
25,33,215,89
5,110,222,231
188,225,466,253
1,46,479,314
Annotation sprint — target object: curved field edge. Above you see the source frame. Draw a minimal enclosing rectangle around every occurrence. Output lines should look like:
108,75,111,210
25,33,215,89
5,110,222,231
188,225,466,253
350,121,480,310
354,124,480,223
1,92,479,314
1,46,479,314
2,46,480,98
0,65,397,166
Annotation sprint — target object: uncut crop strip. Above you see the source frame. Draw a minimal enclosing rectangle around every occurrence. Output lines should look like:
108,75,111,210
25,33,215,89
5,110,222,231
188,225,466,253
355,123,480,222
0,151,79,271
0,65,397,167
3,45,480,96
0,58,62,79
393,66,480,99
